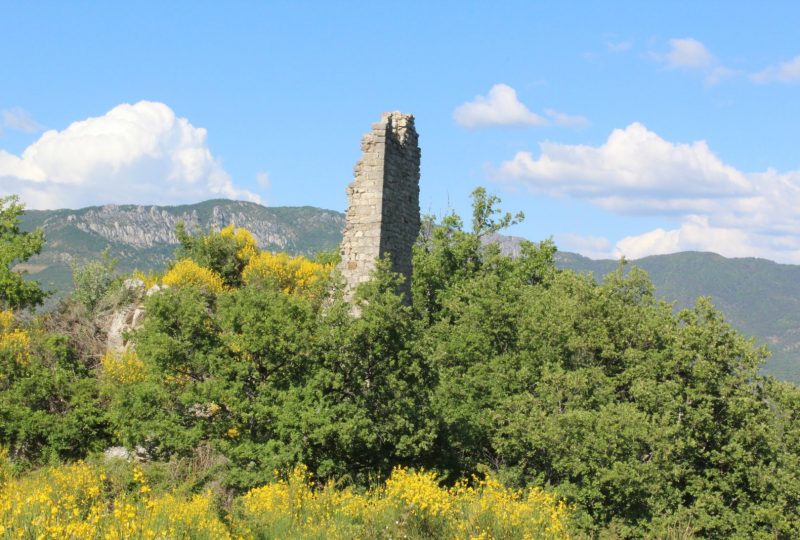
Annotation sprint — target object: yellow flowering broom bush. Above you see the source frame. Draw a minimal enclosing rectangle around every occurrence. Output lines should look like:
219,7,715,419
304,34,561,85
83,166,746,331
101,350,147,386
242,251,331,295
219,224,259,263
162,259,226,294
0,458,230,540
0,310,30,367
235,465,570,539
0,460,571,539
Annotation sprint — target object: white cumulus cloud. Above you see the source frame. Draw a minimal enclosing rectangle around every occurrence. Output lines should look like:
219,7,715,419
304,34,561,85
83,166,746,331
496,122,750,206
493,124,800,263
0,101,259,209
613,216,800,263
454,84,547,128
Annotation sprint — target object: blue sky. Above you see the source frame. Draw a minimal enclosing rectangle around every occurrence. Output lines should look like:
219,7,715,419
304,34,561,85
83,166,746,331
2,2,800,262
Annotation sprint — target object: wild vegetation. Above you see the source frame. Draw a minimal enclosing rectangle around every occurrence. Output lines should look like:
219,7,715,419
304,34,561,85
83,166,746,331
558,250,800,383
2,190,800,538
19,200,800,384
0,456,568,539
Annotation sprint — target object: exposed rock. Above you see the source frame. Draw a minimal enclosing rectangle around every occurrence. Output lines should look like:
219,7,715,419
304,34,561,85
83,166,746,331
146,284,166,296
104,446,132,462
481,232,527,258
106,304,147,353
73,202,298,249
123,278,145,291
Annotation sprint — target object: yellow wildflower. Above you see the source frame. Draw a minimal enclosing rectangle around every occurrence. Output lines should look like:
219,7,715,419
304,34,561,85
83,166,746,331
220,224,259,263
101,350,146,385
242,251,331,295
162,258,226,294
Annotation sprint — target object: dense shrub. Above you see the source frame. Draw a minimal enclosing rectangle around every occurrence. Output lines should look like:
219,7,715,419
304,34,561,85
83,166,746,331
0,311,109,465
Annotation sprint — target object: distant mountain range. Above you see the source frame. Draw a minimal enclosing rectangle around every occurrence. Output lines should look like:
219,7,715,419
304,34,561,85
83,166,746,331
17,200,800,383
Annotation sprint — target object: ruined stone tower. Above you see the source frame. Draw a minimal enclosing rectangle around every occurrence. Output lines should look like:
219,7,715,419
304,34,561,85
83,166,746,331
339,112,421,302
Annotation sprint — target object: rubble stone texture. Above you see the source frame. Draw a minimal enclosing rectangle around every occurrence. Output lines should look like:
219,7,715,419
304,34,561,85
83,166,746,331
339,112,421,303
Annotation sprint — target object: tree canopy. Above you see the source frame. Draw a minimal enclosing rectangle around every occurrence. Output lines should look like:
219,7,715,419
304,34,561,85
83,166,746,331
0,195,46,310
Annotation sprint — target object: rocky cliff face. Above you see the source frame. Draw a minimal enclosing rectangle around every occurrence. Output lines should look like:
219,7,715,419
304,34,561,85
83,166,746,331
28,200,344,251
72,203,298,248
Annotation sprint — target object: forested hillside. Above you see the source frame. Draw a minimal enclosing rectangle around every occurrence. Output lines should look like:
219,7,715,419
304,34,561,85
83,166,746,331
3,192,800,538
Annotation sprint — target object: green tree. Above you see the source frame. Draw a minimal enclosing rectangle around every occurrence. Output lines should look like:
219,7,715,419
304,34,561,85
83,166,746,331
71,249,118,313
469,186,524,238
413,188,800,537
0,195,46,310
294,259,437,481
174,222,247,287
0,327,109,465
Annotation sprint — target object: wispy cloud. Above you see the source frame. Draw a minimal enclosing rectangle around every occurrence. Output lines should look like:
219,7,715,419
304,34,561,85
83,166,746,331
705,66,736,86
544,109,589,128
664,38,714,69
0,101,259,209
256,171,271,191
493,124,800,263
1,107,42,135
652,37,735,86
750,55,800,84
606,40,633,53
256,171,271,204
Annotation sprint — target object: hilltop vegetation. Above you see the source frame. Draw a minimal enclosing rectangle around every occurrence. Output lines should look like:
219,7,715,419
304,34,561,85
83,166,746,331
18,199,800,382
557,250,800,382
2,191,800,538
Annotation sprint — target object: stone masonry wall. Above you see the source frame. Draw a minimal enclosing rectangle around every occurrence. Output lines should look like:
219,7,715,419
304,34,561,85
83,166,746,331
339,112,421,302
